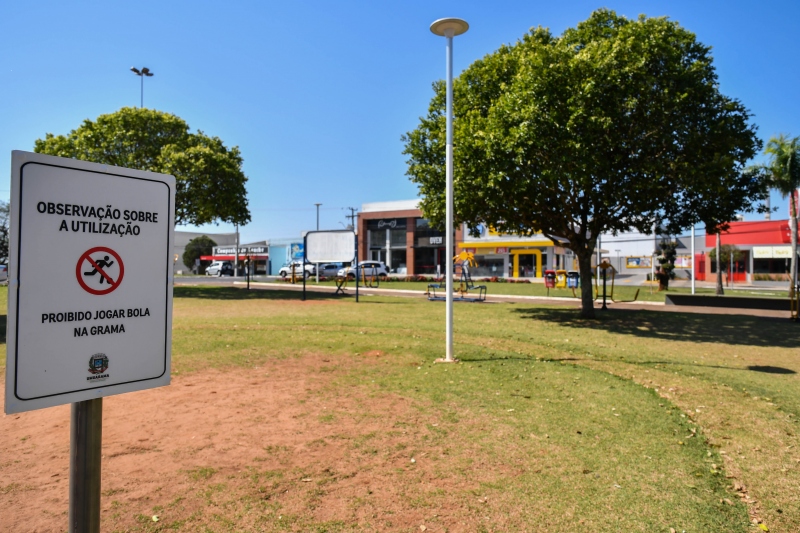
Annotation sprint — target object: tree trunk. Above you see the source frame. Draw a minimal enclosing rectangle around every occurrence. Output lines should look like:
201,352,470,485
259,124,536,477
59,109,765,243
715,233,724,296
575,247,596,319
790,195,797,290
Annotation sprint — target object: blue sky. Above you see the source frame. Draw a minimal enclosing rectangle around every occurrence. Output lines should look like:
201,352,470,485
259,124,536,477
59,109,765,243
2,0,798,243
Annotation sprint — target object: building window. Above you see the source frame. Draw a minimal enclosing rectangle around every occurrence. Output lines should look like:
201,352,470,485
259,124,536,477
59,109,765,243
415,218,444,240
753,258,790,274
469,256,504,277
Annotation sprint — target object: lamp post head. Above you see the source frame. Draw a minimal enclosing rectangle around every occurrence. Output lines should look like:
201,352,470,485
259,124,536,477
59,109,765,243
130,67,153,77
430,18,469,37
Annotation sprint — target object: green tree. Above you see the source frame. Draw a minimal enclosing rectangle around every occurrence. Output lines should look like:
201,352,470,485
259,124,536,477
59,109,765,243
708,244,744,269
656,239,678,289
403,10,766,317
182,235,217,275
34,107,250,227
763,134,800,289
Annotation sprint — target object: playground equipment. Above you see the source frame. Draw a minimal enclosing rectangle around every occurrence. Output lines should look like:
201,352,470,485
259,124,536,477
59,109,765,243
427,251,487,302
360,265,381,288
594,261,640,305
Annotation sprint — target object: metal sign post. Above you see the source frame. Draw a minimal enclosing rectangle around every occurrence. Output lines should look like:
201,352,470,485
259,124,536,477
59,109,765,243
69,398,102,533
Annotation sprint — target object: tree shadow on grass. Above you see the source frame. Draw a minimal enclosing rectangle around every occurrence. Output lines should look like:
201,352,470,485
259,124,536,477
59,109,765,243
173,286,349,302
512,307,800,349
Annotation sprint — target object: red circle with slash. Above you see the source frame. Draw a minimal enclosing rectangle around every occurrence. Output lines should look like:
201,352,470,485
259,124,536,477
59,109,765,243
76,247,125,295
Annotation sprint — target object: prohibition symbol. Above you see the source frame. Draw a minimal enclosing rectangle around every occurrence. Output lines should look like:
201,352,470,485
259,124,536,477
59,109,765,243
76,247,125,295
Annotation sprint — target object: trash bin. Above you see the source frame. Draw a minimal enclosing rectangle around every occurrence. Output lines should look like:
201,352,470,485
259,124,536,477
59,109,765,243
555,269,567,289
567,270,580,289
544,269,556,289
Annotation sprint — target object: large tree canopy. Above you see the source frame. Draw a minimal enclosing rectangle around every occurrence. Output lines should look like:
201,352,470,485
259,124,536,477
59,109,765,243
403,9,766,317
34,107,250,227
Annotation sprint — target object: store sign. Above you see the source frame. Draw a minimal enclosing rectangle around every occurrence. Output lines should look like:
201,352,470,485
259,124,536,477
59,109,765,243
430,236,443,245
290,242,304,260
753,246,772,258
626,256,653,268
754,246,792,259
5,151,175,414
369,218,407,230
248,246,267,254
215,246,248,255
495,247,509,254
773,246,793,258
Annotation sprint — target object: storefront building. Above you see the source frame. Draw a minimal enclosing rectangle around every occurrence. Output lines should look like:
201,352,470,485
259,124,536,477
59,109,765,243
266,238,305,276
704,219,795,282
359,200,565,278
358,200,464,275
204,242,269,275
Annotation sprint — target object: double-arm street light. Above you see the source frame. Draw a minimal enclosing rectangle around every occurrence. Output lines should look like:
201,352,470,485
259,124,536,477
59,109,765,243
430,17,469,363
130,67,153,108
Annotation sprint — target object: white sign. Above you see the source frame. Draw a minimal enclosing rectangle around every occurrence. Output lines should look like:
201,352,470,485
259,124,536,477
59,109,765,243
305,230,356,263
5,151,175,414
752,246,772,259
773,246,793,259
753,246,792,259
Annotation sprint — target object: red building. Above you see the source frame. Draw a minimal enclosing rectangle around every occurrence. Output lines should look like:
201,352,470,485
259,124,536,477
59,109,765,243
702,220,794,282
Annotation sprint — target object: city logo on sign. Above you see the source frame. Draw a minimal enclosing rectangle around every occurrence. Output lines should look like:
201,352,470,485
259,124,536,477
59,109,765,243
87,353,109,381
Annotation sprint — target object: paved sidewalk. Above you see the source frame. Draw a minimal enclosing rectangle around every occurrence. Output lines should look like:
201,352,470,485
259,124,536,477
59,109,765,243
231,281,794,320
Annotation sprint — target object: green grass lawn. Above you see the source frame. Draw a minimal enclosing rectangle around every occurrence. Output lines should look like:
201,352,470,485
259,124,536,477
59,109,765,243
3,285,798,531
165,286,799,532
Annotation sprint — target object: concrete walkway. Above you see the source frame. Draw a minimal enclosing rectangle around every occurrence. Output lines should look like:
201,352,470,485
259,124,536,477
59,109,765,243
228,280,794,320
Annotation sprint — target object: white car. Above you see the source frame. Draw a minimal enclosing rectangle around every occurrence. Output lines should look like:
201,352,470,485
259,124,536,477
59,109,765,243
206,261,233,276
315,263,343,277
279,261,315,279
0,264,7,284
337,261,389,280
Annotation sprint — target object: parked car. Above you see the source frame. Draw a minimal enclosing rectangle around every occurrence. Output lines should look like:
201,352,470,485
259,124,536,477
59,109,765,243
279,261,315,279
206,261,233,276
315,263,343,277
337,261,389,280
0,264,7,283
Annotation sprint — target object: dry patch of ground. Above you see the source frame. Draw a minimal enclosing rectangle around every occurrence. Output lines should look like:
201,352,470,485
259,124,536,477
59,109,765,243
1,355,512,532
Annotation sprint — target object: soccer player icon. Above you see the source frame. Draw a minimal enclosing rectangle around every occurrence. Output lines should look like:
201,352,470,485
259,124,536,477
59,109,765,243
84,255,115,284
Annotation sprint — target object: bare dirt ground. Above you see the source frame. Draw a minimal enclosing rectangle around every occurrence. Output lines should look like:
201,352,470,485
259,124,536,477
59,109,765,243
1,354,500,533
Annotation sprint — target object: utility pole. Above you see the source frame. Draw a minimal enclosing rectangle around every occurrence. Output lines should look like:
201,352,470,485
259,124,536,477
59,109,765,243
345,207,358,230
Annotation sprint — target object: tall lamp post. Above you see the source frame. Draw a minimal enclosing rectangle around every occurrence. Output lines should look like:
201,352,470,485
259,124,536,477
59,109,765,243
430,17,469,363
130,67,153,108
315,203,322,283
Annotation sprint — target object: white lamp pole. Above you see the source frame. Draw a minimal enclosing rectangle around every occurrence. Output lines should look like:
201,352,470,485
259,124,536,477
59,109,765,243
315,203,322,283
431,17,468,363
691,224,696,294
